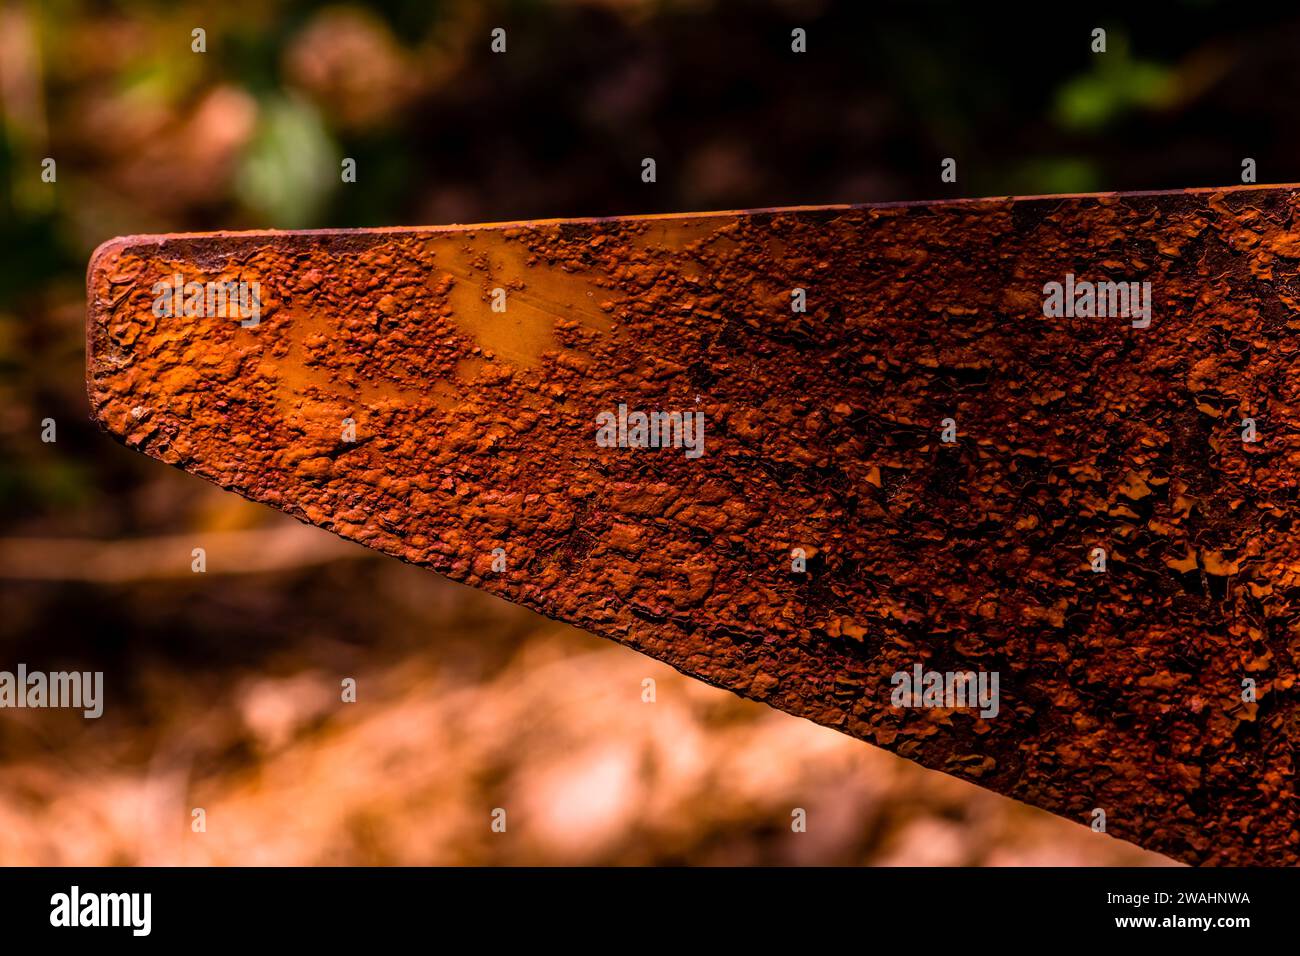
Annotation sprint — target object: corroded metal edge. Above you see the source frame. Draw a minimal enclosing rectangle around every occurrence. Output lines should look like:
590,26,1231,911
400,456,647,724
88,185,1300,865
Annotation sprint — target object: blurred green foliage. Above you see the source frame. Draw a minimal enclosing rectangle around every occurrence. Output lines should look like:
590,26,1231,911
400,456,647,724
1054,33,1175,131
236,95,338,227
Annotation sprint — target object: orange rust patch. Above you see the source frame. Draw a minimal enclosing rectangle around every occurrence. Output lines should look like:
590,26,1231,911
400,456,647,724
87,185,1300,865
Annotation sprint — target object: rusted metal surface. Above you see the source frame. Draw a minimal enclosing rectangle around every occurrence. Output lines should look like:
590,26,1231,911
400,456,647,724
87,185,1300,865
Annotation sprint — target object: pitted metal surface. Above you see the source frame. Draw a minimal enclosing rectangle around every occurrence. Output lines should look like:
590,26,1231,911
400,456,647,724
88,185,1300,865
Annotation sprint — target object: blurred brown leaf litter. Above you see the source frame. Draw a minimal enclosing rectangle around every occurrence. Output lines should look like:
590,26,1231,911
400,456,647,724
10,0,1290,864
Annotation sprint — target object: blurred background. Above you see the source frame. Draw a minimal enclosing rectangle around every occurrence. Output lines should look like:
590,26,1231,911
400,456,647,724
8,0,1295,865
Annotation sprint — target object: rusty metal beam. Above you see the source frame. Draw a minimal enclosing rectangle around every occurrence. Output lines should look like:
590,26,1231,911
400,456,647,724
87,185,1300,865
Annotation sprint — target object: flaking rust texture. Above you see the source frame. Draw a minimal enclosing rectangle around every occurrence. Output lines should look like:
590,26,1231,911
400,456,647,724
87,185,1300,865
